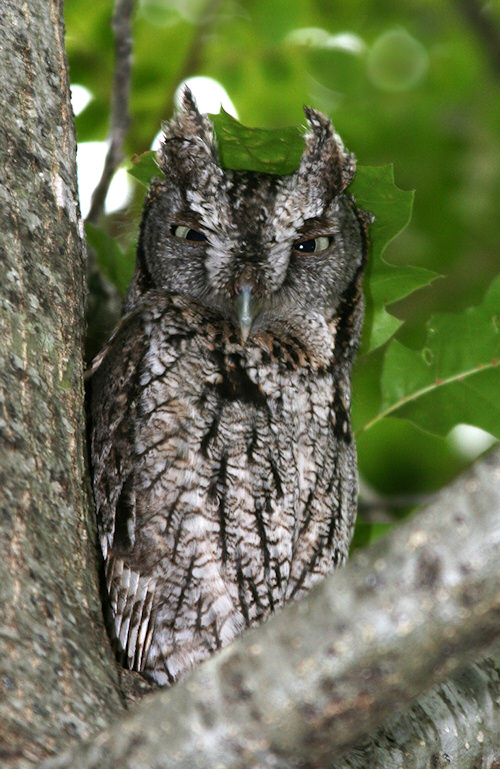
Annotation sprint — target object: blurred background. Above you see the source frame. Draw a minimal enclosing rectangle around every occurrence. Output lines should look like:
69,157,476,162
65,0,499,532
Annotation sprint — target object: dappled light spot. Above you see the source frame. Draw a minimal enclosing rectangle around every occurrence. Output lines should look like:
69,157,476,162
447,424,497,460
367,29,428,91
285,27,366,55
151,76,238,150
76,143,133,218
70,84,92,116
175,76,238,118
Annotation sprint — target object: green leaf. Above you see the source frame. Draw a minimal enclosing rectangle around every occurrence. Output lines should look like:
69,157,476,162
350,521,395,551
209,108,305,174
85,223,136,294
349,165,437,354
357,274,500,438
127,151,163,188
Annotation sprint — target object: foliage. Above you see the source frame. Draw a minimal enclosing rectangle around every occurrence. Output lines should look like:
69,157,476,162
85,222,136,293
367,275,500,437
209,108,305,173
127,151,162,188
348,164,434,354
66,0,500,525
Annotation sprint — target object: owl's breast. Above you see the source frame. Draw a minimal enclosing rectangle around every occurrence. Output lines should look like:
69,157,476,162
92,295,357,685
136,302,354,595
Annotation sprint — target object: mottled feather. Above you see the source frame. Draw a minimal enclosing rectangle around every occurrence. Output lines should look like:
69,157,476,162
91,91,368,686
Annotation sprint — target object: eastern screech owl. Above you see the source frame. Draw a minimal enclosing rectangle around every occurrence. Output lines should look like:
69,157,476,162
90,90,369,687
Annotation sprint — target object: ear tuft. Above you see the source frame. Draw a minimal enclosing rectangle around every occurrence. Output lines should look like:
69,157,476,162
157,87,218,176
301,106,356,194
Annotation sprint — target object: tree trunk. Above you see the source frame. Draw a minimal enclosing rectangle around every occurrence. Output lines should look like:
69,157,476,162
0,1,123,765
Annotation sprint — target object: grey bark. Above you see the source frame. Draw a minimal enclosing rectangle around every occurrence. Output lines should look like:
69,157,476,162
0,0,123,765
40,448,500,769
1,2,500,768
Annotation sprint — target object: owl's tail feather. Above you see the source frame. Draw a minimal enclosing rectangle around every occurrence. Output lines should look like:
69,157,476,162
105,556,157,673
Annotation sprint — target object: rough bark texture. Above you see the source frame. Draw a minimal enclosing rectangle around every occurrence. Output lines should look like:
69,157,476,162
334,651,500,769
40,447,500,769
0,1,123,765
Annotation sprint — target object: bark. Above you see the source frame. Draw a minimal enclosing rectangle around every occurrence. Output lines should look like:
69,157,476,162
0,1,123,765
334,652,500,769
40,447,500,769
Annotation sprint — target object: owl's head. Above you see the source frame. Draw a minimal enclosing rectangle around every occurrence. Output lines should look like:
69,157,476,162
133,89,368,354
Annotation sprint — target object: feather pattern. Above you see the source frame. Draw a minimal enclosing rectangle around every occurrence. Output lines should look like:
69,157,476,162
90,92,368,686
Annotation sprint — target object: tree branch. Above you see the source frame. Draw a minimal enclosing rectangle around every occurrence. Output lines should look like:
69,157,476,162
83,0,136,359
333,651,500,768
161,0,227,120
86,0,135,225
40,447,500,768
454,0,500,77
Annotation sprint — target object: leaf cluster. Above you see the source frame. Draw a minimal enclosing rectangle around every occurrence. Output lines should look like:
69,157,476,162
68,0,499,536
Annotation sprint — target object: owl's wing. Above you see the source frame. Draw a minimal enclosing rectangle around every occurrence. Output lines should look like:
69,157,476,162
90,309,158,672
105,551,157,672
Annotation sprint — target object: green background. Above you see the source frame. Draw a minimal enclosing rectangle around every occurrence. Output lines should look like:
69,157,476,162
66,0,500,541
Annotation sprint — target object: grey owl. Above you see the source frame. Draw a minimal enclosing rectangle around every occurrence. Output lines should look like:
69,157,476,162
90,90,369,687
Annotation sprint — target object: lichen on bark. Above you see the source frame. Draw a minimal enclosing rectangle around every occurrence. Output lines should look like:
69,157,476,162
0,1,123,765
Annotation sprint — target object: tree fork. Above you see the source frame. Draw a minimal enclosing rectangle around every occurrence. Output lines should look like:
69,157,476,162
1,3,500,768
41,448,500,768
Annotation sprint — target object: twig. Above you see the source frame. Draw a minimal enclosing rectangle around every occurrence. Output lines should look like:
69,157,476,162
86,0,136,225
455,0,500,77
162,0,227,120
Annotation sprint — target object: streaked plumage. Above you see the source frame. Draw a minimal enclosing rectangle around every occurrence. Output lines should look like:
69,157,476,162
90,91,369,686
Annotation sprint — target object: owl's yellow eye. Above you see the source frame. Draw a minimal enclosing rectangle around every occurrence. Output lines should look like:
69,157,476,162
172,225,207,242
294,235,332,254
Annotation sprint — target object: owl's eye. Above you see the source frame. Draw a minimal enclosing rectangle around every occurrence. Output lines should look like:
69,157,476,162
172,225,207,242
294,235,332,254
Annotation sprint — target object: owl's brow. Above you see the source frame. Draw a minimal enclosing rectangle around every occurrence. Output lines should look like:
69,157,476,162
170,207,204,228
295,214,338,237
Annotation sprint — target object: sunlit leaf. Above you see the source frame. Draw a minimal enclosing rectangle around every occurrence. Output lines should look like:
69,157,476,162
349,165,437,353
357,275,500,437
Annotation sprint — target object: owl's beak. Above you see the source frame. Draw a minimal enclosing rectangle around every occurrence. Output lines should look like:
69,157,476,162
234,284,258,344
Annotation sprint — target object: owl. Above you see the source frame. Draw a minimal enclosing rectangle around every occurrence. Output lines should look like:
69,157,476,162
90,89,369,687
